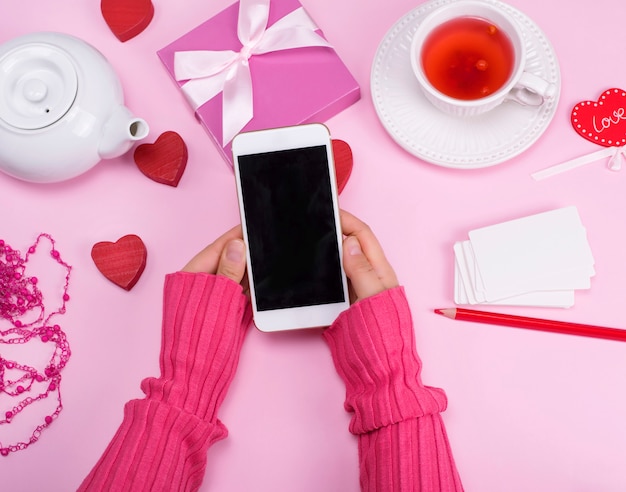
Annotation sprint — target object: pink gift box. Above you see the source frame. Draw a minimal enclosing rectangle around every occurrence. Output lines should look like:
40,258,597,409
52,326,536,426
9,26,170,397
157,0,360,166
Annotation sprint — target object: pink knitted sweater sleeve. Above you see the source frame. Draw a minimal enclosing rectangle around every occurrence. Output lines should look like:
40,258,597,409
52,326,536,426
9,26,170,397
78,272,251,492
323,286,464,492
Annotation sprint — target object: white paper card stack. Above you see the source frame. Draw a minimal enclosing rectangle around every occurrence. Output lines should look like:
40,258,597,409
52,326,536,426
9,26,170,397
454,207,595,308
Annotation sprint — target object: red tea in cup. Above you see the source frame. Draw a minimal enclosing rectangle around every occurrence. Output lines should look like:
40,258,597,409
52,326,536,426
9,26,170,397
420,16,514,100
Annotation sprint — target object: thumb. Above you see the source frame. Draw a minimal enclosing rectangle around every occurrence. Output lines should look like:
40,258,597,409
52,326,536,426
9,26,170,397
216,239,247,284
342,236,385,300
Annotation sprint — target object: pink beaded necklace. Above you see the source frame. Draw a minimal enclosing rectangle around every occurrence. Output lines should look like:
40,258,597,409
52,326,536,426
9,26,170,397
0,234,71,456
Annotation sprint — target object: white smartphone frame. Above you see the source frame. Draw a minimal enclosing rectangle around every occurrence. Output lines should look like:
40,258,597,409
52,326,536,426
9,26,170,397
232,123,349,332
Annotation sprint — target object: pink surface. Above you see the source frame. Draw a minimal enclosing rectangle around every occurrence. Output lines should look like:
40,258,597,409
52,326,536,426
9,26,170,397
1,0,626,491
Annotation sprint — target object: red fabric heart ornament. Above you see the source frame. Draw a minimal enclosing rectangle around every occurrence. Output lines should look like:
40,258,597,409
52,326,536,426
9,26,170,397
332,139,353,194
91,235,147,291
571,88,626,147
134,131,188,186
101,0,154,42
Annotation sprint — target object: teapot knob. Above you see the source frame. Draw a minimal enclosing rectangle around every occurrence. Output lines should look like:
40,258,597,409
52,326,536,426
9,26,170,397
0,43,77,130
23,79,48,103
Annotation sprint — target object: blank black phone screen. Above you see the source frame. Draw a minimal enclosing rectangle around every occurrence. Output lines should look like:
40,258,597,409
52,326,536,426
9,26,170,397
237,145,345,311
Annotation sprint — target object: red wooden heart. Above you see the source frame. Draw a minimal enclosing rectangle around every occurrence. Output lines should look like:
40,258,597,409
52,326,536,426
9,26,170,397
571,88,626,147
101,0,154,42
91,235,147,291
332,139,353,194
134,131,188,187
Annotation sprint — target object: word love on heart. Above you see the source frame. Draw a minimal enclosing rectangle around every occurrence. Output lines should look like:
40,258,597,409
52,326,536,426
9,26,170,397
532,88,626,180
572,89,626,146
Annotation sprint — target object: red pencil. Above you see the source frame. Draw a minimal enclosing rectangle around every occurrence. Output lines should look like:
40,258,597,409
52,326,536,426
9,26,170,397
434,307,626,342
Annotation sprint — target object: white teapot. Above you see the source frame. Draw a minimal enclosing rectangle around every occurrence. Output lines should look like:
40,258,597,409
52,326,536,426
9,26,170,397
0,32,149,183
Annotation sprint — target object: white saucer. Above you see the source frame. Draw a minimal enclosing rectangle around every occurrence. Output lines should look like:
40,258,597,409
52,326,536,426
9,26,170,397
371,0,561,169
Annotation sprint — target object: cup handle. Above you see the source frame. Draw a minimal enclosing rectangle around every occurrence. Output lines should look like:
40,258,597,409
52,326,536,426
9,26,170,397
506,72,557,106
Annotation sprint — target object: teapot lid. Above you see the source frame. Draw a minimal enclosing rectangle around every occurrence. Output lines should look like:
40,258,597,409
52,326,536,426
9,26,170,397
0,43,77,130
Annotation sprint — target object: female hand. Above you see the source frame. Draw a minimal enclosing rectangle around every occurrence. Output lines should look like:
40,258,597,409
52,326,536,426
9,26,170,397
340,210,399,302
182,225,247,286
181,211,397,301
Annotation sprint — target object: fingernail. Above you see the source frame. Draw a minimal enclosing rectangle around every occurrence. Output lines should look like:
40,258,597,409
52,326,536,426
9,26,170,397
226,240,244,262
346,236,362,256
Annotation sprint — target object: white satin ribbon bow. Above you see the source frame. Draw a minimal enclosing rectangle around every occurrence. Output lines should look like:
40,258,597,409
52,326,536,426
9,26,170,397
174,0,332,146
531,145,626,180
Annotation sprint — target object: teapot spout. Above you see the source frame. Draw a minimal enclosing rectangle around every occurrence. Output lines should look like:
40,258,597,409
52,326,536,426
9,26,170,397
98,105,149,159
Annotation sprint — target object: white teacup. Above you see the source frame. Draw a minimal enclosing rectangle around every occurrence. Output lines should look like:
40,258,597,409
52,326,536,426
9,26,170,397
410,0,556,117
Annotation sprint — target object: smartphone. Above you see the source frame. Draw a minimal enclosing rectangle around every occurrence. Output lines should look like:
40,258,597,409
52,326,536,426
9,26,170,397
232,123,349,332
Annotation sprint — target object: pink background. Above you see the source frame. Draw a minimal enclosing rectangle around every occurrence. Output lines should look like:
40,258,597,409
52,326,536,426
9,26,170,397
2,0,626,490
